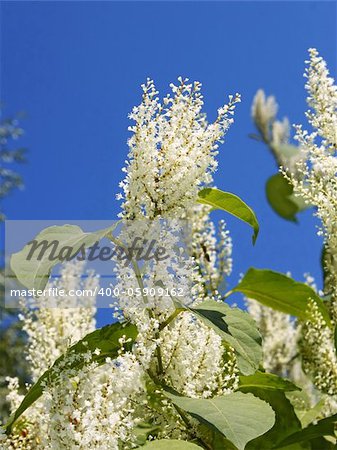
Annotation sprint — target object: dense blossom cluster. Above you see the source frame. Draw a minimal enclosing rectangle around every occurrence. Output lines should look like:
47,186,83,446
246,297,320,413
119,78,240,219
4,49,337,448
20,262,98,380
290,49,337,246
287,50,337,400
246,298,298,377
41,352,146,449
185,205,232,299
304,48,337,150
2,262,100,449
4,51,337,448
2,80,241,448
248,50,337,423
111,80,240,443
160,312,238,399
250,49,337,419
300,300,337,396
251,89,304,175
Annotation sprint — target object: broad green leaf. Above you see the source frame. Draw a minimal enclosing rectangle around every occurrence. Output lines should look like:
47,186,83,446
275,414,337,448
198,188,259,244
233,268,331,326
10,222,119,292
5,321,137,434
266,173,300,222
305,437,336,449
165,390,275,450
294,398,326,428
239,371,300,392
243,389,306,450
133,423,161,446
142,440,202,449
286,388,321,428
196,424,237,450
190,300,262,375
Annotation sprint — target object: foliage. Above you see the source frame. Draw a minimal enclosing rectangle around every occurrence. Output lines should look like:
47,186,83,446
197,188,259,244
2,52,337,450
232,268,330,324
5,321,138,434
164,390,275,450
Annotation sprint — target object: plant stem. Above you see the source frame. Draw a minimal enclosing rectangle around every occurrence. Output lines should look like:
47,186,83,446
159,308,185,331
223,289,233,300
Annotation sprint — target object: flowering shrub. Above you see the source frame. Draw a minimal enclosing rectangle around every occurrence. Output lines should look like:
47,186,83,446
249,48,337,432
2,50,337,449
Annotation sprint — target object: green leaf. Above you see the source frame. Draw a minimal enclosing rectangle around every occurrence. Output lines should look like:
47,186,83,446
243,389,306,450
295,398,327,428
190,300,262,375
196,424,238,450
5,321,137,434
306,437,336,450
198,188,259,244
10,222,119,292
239,371,300,392
165,390,275,450
275,414,337,448
133,422,161,446
142,440,202,449
266,173,300,222
233,268,331,326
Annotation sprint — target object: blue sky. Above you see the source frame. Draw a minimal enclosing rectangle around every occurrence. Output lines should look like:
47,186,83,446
1,1,336,325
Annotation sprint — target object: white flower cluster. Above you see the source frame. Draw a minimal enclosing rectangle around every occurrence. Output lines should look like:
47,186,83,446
246,299,323,417
300,299,337,396
251,89,304,174
160,312,238,399
184,204,233,300
251,89,293,151
288,50,337,313
247,268,330,412
112,220,195,323
304,48,337,150
274,49,337,412
113,80,239,405
41,352,145,450
20,261,98,380
245,50,337,423
3,79,242,448
2,262,101,449
251,89,279,142
119,78,240,219
246,299,298,377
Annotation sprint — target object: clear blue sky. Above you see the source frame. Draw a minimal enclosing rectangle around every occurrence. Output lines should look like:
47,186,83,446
1,1,336,325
